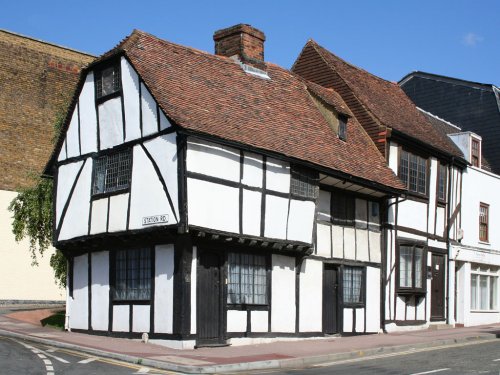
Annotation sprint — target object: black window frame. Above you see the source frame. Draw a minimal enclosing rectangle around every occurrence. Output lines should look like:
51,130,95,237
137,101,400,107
331,189,355,226
398,148,428,196
342,265,365,307
227,252,269,306
92,148,133,197
112,247,152,302
396,241,427,295
290,166,318,200
95,62,122,102
338,114,348,141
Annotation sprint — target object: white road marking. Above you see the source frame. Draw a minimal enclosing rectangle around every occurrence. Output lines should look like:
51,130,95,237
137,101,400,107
493,359,500,362
134,367,150,373
43,359,52,365
12,339,56,375
78,357,98,364
38,353,47,359
46,366,54,371
409,369,450,375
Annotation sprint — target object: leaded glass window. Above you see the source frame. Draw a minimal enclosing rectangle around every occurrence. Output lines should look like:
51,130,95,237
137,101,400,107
227,253,267,305
399,149,427,195
343,266,363,305
93,149,132,195
438,163,447,202
290,167,318,199
96,64,121,99
114,248,151,301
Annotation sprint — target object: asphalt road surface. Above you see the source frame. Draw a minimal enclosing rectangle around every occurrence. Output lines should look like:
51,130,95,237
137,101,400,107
249,339,500,375
0,335,176,374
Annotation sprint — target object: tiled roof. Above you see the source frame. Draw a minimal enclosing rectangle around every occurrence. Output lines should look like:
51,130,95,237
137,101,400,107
62,30,405,191
307,41,463,158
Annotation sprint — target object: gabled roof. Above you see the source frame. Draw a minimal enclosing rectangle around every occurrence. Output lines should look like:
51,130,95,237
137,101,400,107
400,71,500,174
50,30,404,192
297,40,463,159
0,29,94,191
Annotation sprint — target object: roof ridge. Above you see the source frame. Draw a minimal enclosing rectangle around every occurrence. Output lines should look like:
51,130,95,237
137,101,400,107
0,28,95,57
400,70,497,91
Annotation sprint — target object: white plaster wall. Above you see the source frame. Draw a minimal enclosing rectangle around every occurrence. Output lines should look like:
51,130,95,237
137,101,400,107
129,145,175,230
332,226,344,259
121,57,141,142
369,231,381,263
190,246,197,334
227,310,247,332
365,267,381,332
299,259,322,332
461,167,500,249
90,198,108,235
70,254,88,330
66,109,80,158
395,296,406,321
98,97,123,150
58,159,92,241
416,296,426,320
141,83,158,137
355,308,365,333
144,133,179,220
316,224,331,258
264,195,289,239
242,152,263,187
187,139,240,183
388,142,399,173
91,251,109,331
58,140,67,161
406,299,416,320
287,200,315,243
79,72,98,155
251,311,268,332
56,161,84,228
242,189,261,236
343,308,353,333
397,200,427,233
0,190,63,301
154,244,174,334
343,227,356,260
187,178,239,233
435,206,446,238
356,229,369,262
159,111,172,131
113,305,129,332
271,255,295,332
133,305,150,333
266,158,290,193
108,193,129,232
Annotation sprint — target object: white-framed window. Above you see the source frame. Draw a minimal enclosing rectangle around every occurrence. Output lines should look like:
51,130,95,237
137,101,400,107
470,264,498,311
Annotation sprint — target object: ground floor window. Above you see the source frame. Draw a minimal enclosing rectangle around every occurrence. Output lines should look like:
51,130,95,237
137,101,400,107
114,248,152,301
227,252,267,305
343,266,364,305
398,243,426,293
471,264,498,311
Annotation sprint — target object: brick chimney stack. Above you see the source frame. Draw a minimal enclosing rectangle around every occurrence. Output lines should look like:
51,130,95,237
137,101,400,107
213,24,266,65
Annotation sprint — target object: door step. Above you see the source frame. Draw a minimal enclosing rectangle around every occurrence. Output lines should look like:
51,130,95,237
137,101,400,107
428,323,453,330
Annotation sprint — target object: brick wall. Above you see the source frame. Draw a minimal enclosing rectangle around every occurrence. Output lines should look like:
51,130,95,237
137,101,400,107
0,30,94,191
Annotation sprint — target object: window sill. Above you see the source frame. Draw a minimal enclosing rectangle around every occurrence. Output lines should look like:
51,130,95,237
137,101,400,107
96,90,121,104
112,300,151,305
470,309,499,313
396,289,426,296
92,189,130,200
478,241,491,246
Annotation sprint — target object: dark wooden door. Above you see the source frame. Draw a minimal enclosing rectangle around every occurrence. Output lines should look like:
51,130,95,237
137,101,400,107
431,254,445,320
197,250,224,345
323,265,338,334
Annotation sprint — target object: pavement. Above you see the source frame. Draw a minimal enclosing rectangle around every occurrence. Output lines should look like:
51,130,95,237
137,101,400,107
0,308,499,374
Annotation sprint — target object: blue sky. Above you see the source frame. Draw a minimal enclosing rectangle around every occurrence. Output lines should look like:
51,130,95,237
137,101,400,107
2,0,498,85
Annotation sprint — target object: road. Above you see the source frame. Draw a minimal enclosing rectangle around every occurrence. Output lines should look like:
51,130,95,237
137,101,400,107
249,340,500,375
0,335,177,374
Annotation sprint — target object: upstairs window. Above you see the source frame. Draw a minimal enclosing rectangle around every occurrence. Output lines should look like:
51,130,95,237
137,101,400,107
331,190,355,226
479,203,489,242
338,114,347,141
471,139,480,167
437,163,447,202
227,253,268,305
399,149,427,195
93,149,132,196
96,64,121,99
398,243,426,293
290,167,318,199
114,248,152,301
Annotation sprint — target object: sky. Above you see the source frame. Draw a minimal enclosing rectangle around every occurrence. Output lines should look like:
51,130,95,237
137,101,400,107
1,0,498,85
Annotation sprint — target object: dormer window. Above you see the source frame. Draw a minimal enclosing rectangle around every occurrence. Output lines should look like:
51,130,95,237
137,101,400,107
471,138,480,167
95,64,121,100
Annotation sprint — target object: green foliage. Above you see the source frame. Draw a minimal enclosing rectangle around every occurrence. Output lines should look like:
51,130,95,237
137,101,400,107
41,310,65,330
